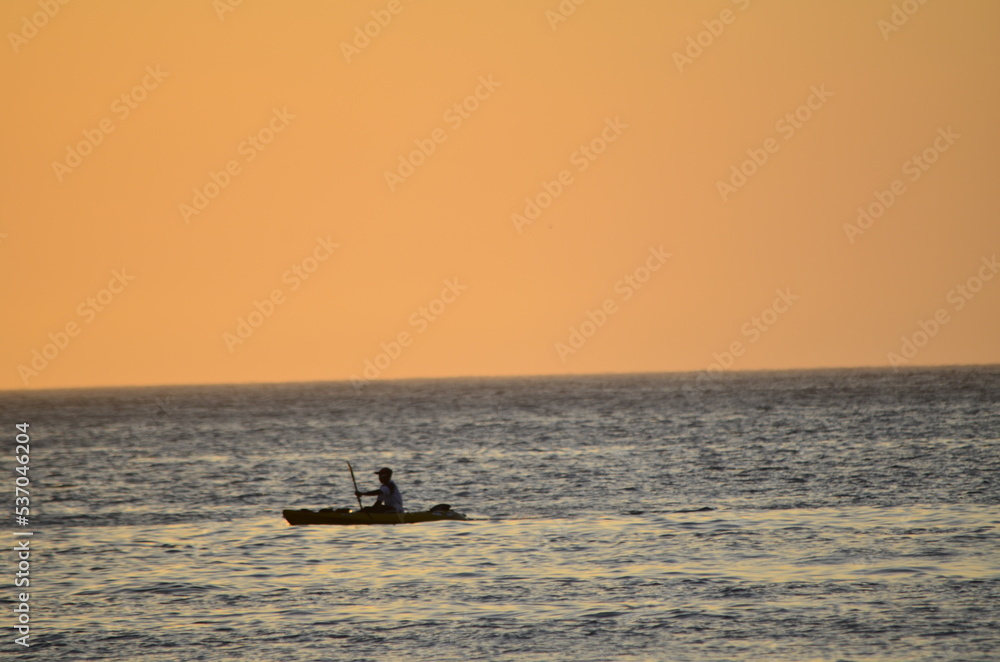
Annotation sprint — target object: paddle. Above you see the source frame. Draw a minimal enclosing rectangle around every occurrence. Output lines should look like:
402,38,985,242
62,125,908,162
347,461,363,510
347,461,374,522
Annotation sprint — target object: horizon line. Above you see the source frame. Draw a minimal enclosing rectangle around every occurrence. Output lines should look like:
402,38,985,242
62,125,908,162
3,361,999,395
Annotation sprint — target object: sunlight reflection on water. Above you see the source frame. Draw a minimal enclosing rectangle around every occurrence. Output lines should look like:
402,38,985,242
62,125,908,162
45,505,998,635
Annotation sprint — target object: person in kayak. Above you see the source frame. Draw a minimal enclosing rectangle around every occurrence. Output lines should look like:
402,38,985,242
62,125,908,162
355,467,404,513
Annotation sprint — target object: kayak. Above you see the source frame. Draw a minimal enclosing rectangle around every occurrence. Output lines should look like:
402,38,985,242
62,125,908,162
283,504,468,526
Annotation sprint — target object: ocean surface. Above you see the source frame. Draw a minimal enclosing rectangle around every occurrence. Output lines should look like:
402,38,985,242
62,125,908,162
3,367,999,661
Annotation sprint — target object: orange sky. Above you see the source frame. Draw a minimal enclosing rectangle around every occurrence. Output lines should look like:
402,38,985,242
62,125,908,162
3,0,998,390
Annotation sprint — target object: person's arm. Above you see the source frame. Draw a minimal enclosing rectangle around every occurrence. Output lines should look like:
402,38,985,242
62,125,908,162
355,489,380,497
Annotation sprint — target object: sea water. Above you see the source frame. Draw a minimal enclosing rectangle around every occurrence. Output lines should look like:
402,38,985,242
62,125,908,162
3,367,998,660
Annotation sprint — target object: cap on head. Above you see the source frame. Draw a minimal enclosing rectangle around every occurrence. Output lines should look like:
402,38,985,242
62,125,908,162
375,467,393,478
